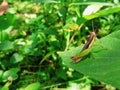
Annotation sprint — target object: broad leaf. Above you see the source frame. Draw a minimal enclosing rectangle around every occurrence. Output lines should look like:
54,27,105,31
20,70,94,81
83,4,103,15
59,30,120,89
77,6,120,24
0,31,9,41
2,68,19,82
83,6,120,20
1,86,9,90
0,40,13,50
25,82,40,90
10,53,24,64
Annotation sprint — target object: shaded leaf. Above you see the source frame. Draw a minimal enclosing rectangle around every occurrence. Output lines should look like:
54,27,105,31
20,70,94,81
55,68,67,80
0,31,9,41
0,13,16,30
59,30,120,89
0,40,13,50
0,70,3,77
10,53,24,64
40,51,55,64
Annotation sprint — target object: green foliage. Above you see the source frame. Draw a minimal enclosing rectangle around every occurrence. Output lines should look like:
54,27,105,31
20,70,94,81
0,0,120,89
0,13,17,30
0,40,13,50
10,53,24,64
2,68,19,82
25,82,40,90
0,31,9,41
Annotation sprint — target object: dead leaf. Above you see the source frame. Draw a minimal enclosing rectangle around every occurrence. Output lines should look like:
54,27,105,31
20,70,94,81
0,0,8,16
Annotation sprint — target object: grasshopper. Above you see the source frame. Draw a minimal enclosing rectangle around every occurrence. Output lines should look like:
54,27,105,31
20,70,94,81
71,31,96,62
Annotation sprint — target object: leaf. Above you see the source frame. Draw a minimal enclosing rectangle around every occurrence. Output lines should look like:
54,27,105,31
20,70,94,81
83,6,120,20
0,40,13,50
55,68,67,80
2,68,19,82
70,2,114,6
0,31,9,41
77,6,120,24
0,13,16,30
0,0,9,16
0,70,3,78
25,82,40,90
10,53,24,64
1,86,9,90
39,51,55,64
83,4,103,15
59,30,120,89
34,0,60,3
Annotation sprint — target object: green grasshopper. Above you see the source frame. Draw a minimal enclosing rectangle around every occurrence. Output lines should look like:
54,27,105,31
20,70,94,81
71,31,96,62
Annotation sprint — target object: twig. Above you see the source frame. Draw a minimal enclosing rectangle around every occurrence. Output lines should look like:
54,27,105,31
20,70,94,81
65,23,84,50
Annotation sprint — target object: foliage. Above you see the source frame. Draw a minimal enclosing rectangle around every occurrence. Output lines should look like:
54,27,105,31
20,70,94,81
59,30,120,89
0,0,120,90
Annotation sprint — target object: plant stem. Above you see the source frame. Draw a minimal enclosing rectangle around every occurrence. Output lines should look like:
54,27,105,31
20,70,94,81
65,23,84,50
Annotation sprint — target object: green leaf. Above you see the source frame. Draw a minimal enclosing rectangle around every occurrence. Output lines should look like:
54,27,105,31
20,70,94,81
39,51,55,64
0,13,16,30
10,53,24,64
83,4,103,15
2,68,19,82
59,30,120,89
1,86,9,90
0,41,14,50
0,70,3,78
0,31,9,41
70,2,114,6
25,82,40,90
55,68,67,80
77,6,120,24
34,0,60,3
84,6,120,20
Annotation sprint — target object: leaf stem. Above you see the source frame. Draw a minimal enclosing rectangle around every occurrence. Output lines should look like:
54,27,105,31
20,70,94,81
65,23,84,51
